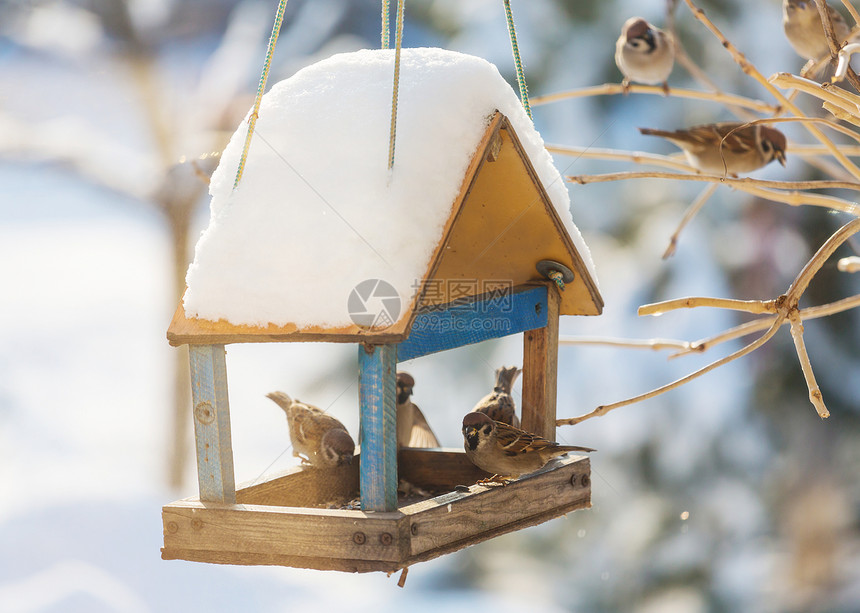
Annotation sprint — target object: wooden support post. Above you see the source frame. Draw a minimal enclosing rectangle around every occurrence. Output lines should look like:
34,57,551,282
189,344,236,503
521,284,560,441
358,344,398,512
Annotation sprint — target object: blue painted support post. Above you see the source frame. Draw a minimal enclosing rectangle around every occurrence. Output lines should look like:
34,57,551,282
188,344,236,504
358,344,398,512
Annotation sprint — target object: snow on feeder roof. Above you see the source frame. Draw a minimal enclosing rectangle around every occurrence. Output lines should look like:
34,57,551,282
168,47,602,346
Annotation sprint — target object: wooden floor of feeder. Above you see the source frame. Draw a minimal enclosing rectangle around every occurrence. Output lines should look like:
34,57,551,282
162,448,591,573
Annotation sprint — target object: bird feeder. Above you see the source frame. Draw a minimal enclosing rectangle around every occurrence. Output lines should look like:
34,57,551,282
161,49,603,573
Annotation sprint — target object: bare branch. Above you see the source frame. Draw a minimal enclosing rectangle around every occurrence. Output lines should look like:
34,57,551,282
670,294,860,358
558,336,692,352
841,0,860,24
546,144,697,172
817,0,860,92
788,310,829,418
557,316,786,427
567,171,860,215
639,296,777,316
664,183,718,259
682,0,860,180
530,84,779,114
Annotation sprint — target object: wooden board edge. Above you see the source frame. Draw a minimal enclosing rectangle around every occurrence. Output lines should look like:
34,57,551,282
402,494,591,569
160,548,403,573
167,293,410,347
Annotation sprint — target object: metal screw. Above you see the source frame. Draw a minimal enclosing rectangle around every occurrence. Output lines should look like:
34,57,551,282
353,531,366,545
581,474,590,488
191,519,203,530
535,302,542,314
166,522,178,534
379,532,393,546
411,524,419,536
569,474,578,487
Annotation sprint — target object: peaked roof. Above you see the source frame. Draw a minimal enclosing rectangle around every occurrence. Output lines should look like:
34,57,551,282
168,112,602,346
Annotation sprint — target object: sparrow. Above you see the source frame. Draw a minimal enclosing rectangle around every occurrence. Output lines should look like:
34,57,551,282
615,17,674,94
783,0,850,61
462,412,595,483
266,391,355,467
396,372,440,448
471,366,522,427
638,122,787,176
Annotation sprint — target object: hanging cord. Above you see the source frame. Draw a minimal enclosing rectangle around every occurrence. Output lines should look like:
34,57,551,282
233,0,289,190
381,0,390,49
503,0,532,120
387,0,405,169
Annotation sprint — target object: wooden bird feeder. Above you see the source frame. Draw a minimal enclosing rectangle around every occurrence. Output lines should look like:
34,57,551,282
162,111,604,573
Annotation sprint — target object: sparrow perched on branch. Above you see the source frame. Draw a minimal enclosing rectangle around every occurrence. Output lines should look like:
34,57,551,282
471,366,522,427
639,122,787,175
615,17,674,94
396,372,440,448
462,412,594,483
266,391,355,467
783,0,850,61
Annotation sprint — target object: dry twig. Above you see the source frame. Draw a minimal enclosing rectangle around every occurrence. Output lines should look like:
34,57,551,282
567,171,860,215
681,0,860,180
558,219,860,426
663,183,718,259
530,84,779,114
546,144,696,172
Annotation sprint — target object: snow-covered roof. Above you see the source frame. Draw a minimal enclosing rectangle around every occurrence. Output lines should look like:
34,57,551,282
180,47,598,333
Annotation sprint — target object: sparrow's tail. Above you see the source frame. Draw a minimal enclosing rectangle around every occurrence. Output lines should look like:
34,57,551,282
638,127,675,138
266,391,293,412
557,444,596,454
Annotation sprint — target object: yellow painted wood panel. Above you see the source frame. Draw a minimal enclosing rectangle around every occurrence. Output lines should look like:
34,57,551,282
422,118,601,316
166,112,601,346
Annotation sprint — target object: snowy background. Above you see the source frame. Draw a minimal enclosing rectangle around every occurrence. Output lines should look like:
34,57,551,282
2,1,859,612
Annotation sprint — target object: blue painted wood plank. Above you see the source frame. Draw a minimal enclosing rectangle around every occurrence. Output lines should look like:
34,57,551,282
397,285,548,362
358,344,398,512
189,344,236,503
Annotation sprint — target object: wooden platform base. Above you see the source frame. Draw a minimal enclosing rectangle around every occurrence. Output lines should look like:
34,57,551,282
162,448,591,573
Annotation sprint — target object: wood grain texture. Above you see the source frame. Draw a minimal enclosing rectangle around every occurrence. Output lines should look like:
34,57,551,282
161,451,591,572
359,344,398,511
398,448,492,488
235,461,359,508
189,344,236,503
162,500,407,564
397,285,548,362
521,284,561,440
402,453,590,557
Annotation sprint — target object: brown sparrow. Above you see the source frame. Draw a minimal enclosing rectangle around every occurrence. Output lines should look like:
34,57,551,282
639,122,787,175
266,391,355,467
783,0,850,61
615,17,674,93
396,372,440,448
462,412,594,482
471,366,522,427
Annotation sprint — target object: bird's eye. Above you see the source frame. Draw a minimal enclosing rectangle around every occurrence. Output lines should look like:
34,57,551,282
762,141,772,152
483,425,492,435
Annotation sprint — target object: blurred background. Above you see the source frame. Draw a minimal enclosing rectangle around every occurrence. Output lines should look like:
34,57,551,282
1,0,859,611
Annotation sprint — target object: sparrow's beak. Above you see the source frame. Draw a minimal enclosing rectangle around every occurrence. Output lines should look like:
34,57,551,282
776,150,787,167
